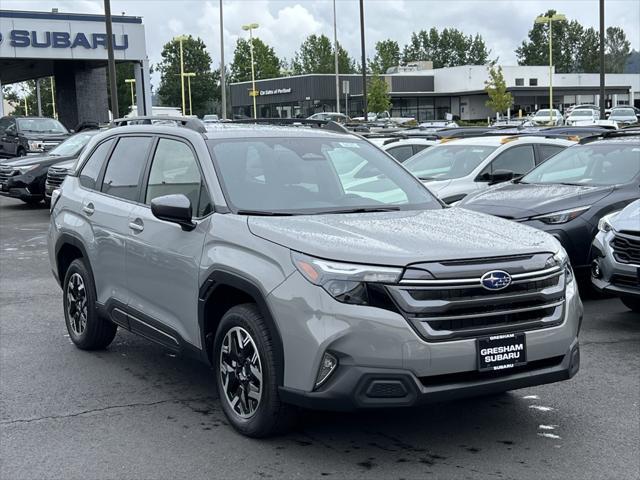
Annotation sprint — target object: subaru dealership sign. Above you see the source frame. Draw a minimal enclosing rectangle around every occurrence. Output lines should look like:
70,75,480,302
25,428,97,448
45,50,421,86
0,11,146,60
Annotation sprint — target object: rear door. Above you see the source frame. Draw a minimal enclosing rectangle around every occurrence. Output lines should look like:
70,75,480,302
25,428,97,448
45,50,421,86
125,136,212,349
80,135,152,309
0,118,18,156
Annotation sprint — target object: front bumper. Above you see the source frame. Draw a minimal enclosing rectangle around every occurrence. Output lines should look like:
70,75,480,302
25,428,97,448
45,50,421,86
280,339,579,411
520,218,593,269
591,231,640,298
0,174,44,201
269,270,582,406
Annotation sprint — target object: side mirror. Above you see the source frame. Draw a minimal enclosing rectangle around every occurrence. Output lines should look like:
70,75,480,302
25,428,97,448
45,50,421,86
150,194,196,231
489,169,515,185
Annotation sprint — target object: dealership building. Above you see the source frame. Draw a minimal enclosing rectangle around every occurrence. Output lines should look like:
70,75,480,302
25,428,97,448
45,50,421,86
230,64,640,121
0,9,152,127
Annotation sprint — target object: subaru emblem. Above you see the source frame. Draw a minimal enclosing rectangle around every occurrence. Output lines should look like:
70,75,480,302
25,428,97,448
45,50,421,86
481,270,512,291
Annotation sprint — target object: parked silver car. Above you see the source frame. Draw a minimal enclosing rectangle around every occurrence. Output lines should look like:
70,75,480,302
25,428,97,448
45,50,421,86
591,200,640,312
48,118,582,437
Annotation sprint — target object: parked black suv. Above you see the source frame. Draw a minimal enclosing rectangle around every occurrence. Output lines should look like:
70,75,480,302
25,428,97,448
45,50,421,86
0,116,69,158
459,131,640,274
0,131,99,205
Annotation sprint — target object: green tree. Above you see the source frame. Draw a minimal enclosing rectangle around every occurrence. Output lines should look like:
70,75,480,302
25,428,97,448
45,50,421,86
516,11,631,73
292,34,355,74
367,74,391,114
3,79,56,117
605,26,631,73
401,28,489,67
370,39,400,74
484,64,513,116
157,35,219,117
229,37,282,82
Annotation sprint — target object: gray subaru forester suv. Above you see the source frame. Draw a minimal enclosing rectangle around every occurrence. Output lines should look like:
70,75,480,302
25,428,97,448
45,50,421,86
48,118,582,437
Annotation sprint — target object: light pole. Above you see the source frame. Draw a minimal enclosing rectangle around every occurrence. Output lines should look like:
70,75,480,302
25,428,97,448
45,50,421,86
359,0,367,118
50,76,57,119
332,0,340,113
219,0,227,119
104,0,119,119
125,78,136,113
599,0,605,119
242,23,259,119
535,12,566,124
184,72,196,115
175,35,189,116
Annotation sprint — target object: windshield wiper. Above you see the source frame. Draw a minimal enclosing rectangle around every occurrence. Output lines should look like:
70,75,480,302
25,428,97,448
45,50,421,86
316,206,401,214
557,182,586,187
236,209,295,216
418,176,438,181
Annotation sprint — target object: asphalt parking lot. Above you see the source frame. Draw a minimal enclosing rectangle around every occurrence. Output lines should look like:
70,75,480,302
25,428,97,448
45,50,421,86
1,196,638,480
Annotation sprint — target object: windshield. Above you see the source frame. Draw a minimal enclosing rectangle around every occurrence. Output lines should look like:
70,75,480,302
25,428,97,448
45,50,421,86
49,132,96,156
403,144,497,181
611,108,635,117
207,136,441,214
534,110,560,117
16,118,67,134
521,143,640,186
571,110,594,117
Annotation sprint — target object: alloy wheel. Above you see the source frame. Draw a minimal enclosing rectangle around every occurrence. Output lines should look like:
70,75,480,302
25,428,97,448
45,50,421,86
66,272,88,336
219,326,263,419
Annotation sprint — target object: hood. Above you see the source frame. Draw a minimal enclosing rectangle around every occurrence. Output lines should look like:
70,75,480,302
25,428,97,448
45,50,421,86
0,153,75,168
248,208,559,266
460,182,614,219
612,199,640,232
20,132,69,141
50,158,77,171
421,179,452,194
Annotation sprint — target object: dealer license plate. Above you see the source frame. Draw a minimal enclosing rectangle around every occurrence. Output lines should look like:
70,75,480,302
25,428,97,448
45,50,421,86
477,333,527,371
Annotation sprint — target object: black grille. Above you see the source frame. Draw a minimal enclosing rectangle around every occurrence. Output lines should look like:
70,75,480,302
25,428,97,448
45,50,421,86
611,273,640,290
386,261,566,341
366,381,408,398
611,235,640,265
45,167,69,191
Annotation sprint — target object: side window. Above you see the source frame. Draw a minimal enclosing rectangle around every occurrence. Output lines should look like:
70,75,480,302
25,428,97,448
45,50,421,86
79,139,115,190
386,145,414,163
537,144,565,164
145,138,212,217
413,144,429,155
101,136,152,202
0,117,11,133
490,145,536,176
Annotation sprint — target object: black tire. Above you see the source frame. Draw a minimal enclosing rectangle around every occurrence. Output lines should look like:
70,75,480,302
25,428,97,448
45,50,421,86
213,303,294,437
16,148,26,158
620,296,640,313
63,258,117,350
21,198,42,206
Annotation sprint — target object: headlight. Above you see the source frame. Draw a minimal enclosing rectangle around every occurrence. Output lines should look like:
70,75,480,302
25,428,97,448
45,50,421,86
547,248,573,284
15,164,40,174
531,206,591,225
27,140,44,152
292,252,402,305
597,211,620,233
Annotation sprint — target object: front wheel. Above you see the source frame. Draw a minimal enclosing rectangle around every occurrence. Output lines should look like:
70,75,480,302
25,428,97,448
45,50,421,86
213,303,294,437
620,296,640,313
63,259,117,350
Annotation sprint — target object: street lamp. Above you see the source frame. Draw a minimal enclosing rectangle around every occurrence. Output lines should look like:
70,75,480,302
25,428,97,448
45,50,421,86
125,78,136,113
184,72,196,116
242,22,259,119
175,35,189,116
535,12,566,124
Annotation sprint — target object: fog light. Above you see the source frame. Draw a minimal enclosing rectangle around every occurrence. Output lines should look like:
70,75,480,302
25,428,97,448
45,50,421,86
591,260,601,279
315,352,338,388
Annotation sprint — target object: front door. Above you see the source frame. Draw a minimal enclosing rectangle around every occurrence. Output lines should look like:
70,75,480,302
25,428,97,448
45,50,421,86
126,137,212,349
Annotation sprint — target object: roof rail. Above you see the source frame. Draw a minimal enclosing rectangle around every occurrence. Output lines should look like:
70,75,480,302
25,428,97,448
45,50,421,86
578,127,640,144
230,118,352,134
111,116,207,134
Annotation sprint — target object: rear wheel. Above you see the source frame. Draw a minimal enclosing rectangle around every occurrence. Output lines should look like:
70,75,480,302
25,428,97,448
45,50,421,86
63,258,117,350
213,303,294,437
620,296,640,313
16,148,26,158
21,198,42,206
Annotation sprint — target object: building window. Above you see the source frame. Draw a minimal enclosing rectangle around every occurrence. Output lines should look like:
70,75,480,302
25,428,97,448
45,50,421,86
515,78,524,86
529,78,538,86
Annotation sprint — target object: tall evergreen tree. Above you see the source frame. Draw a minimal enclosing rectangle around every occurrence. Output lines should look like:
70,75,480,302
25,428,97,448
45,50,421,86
401,28,489,67
229,37,282,83
370,39,400,74
292,34,355,74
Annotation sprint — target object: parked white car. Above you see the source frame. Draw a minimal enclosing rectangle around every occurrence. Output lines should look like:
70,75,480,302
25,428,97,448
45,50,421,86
531,109,564,126
403,135,576,204
565,108,600,125
382,138,436,162
352,111,415,125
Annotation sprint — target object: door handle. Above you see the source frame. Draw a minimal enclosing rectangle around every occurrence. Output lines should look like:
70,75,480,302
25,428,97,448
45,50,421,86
129,219,144,232
82,203,95,215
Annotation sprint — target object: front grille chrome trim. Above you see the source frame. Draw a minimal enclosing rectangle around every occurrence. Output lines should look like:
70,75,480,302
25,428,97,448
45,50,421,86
414,299,565,322
398,265,562,286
